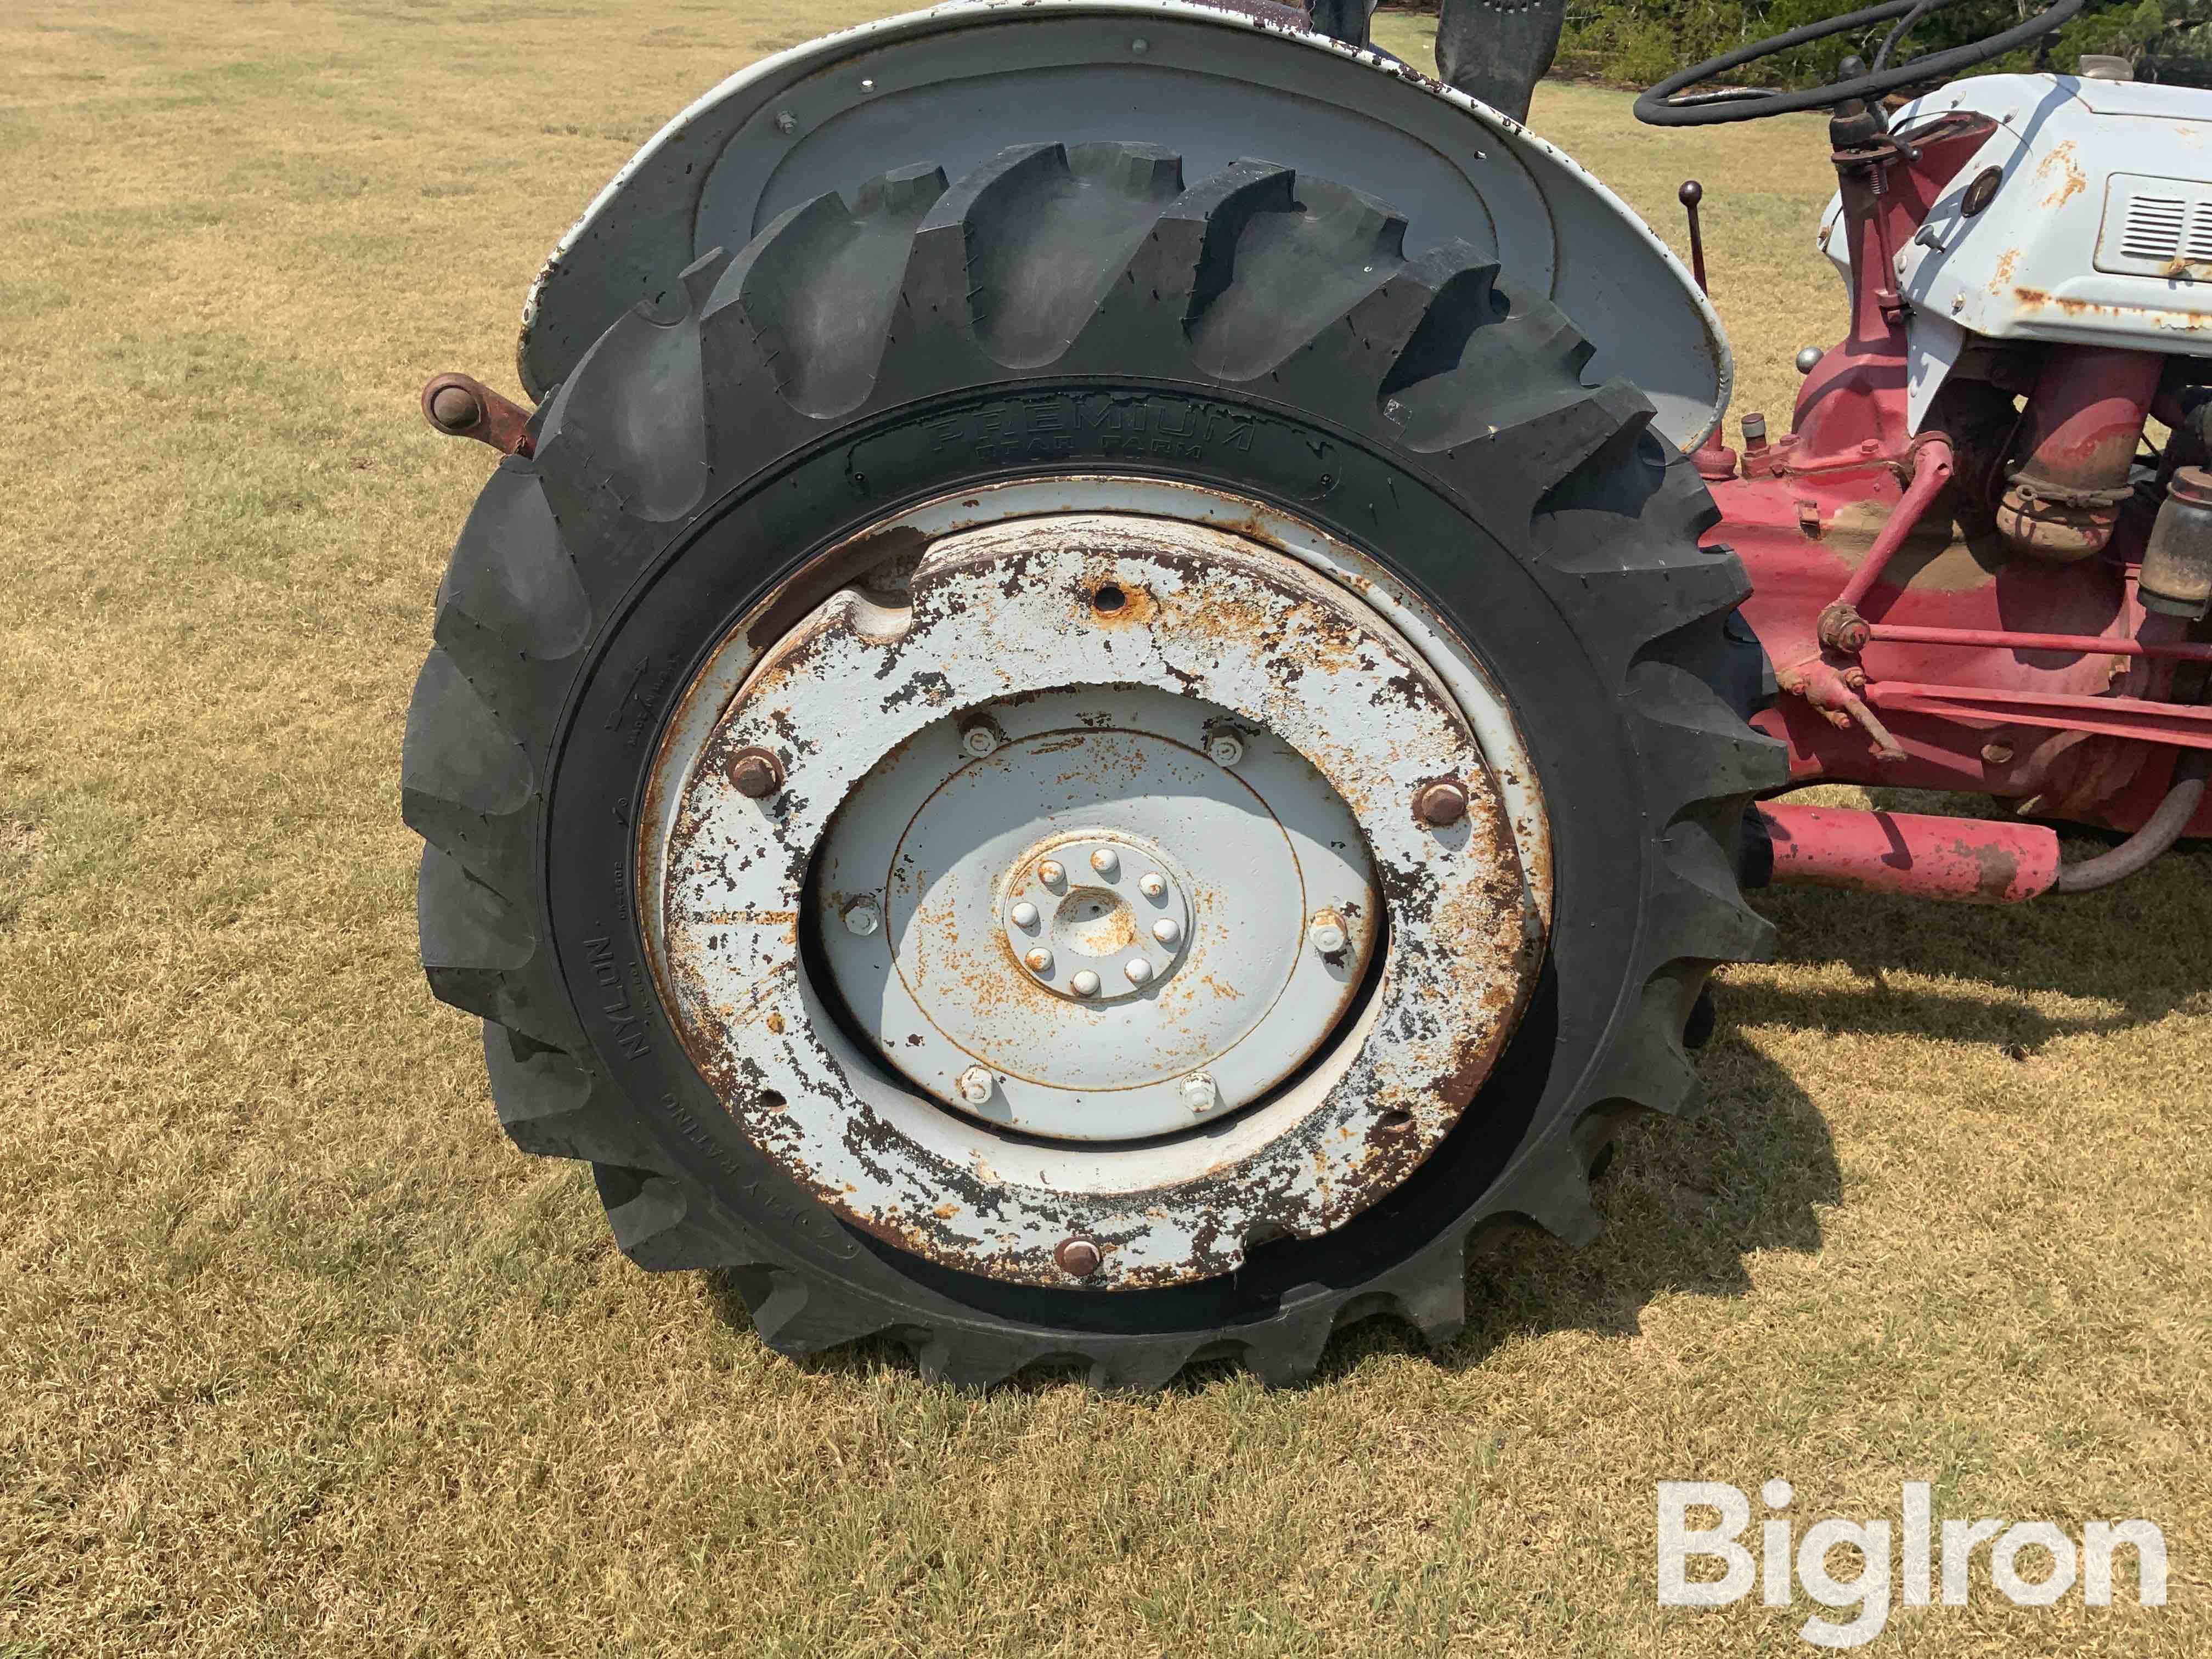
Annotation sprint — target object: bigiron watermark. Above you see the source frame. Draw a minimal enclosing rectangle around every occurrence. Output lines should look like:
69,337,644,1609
1657,1480,2167,1649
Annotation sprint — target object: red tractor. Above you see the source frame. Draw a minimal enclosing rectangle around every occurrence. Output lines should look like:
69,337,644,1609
408,0,2200,1387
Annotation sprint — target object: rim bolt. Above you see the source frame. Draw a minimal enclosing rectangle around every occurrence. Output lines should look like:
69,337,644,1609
956,1066,994,1105
1070,969,1101,997
1090,847,1120,878
1182,1073,1218,1114
1024,946,1053,974
1123,956,1152,985
1414,779,1469,827
1206,732,1245,767
1308,913,1347,956
842,899,882,936
729,746,785,799
1053,1237,1102,1278
1010,900,1040,928
1039,860,1065,888
1138,872,1166,899
1152,917,1181,946
960,723,1001,758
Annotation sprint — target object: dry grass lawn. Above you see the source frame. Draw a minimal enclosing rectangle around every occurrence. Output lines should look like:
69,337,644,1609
2,2,2206,1654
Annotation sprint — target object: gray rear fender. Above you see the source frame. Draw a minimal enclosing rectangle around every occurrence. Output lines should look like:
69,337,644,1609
517,0,1730,449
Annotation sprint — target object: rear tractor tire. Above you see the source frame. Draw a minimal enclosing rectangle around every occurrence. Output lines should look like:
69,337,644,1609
404,142,1783,1389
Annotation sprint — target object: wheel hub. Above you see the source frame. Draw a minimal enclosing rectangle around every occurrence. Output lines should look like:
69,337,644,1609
816,686,1381,1142
1004,833,1193,1004
642,497,1548,1289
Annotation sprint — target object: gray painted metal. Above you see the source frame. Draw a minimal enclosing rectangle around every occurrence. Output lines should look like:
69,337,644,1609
815,673,1380,1141
638,495,1549,1290
517,0,1729,447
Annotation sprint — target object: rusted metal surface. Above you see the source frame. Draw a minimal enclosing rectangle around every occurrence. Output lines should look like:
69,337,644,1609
725,746,784,799
1756,802,2060,904
1414,779,1470,826
638,501,1550,1291
419,372,535,458
1994,346,2158,560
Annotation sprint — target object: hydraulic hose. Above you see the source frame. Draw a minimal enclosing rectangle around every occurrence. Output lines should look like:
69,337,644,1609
2053,749,2211,893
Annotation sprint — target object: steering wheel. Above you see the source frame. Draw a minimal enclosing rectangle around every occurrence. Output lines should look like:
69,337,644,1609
1635,0,2085,127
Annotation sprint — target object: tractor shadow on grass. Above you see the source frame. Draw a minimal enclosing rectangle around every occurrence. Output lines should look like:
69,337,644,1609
1320,1018,1839,1381
706,1014,1842,1391
1723,843,2212,1052
709,843,2208,1389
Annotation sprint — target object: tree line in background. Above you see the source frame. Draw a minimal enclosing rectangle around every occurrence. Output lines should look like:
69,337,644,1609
1383,0,2212,89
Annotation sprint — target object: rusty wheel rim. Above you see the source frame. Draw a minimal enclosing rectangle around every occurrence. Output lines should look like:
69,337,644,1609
639,484,1551,1289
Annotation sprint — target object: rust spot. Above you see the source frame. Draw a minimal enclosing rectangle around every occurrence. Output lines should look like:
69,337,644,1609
2035,140,2085,210
746,524,928,651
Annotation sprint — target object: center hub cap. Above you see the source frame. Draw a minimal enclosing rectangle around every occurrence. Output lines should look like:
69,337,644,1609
644,505,1545,1289
817,690,1380,1141
1006,834,1191,1004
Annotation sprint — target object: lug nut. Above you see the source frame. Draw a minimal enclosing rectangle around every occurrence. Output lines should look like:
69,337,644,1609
1090,848,1120,878
1070,969,1101,997
1138,873,1166,899
956,1066,994,1105
1053,1237,1102,1278
1123,956,1152,985
1011,900,1040,928
1414,779,1469,826
842,899,881,936
1152,917,1181,946
1182,1074,1218,1114
1024,946,1053,973
1039,860,1066,888
960,723,1001,758
1308,914,1347,956
729,746,785,799
1206,732,1245,767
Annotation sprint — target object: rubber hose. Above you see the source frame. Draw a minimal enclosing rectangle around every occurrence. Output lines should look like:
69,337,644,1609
2053,748,2211,893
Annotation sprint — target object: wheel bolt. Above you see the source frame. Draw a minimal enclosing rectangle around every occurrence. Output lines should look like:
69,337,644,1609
1152,917,1181,946
1039,860,1065,887
1414,779,1469,826
1090,848,1120,878
1182,1073,1217,1114
956,1066,994,1105
1054,1237,1102,1278
1308,914,1347,956
1024,946,1053,973
960,723,1001,758
1207,732,1245,767
843,899,881,936
1138,873,1166,899
1011,900,1040,928
1070,969,1101,997
729,746,785,799
1124,956,1152,985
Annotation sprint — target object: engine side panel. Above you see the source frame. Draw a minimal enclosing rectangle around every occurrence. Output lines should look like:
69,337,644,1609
1891,73,2212,350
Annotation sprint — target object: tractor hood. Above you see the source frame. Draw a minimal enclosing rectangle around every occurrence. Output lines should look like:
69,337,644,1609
515,0,1729,448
